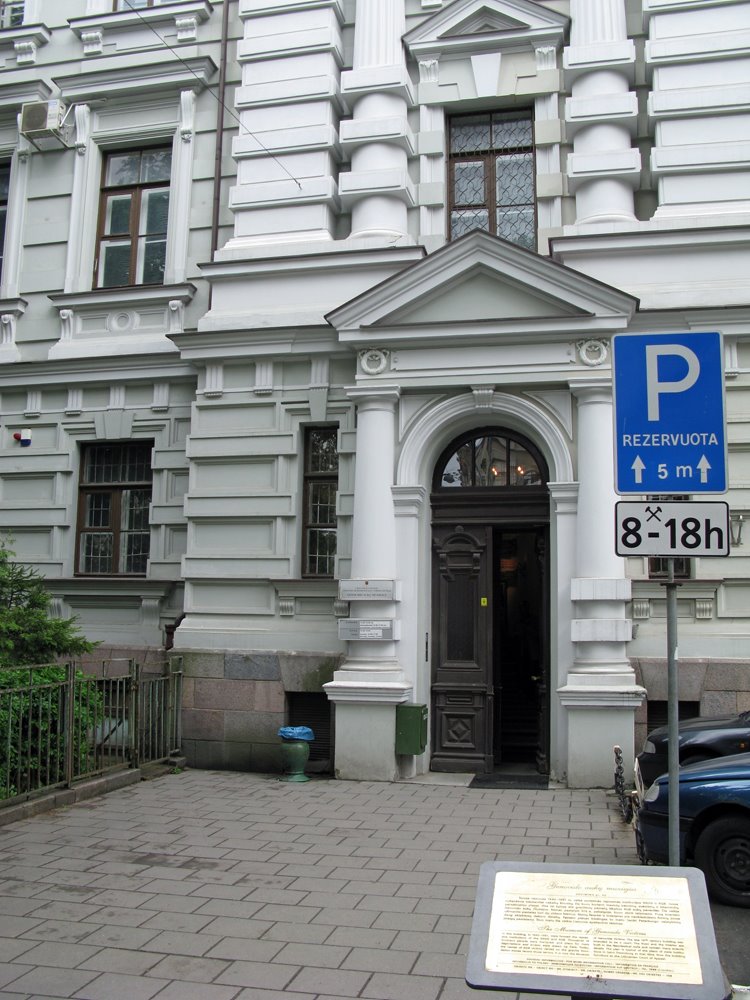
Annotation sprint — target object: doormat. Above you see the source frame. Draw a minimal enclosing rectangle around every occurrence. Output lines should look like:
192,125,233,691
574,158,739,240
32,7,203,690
469,772,549,790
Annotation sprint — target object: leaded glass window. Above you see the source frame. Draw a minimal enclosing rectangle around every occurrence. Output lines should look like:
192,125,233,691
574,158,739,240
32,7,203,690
303,427,339,577
436,432,545,489
95,147,171,288
449,111,535,250
77,443,153,575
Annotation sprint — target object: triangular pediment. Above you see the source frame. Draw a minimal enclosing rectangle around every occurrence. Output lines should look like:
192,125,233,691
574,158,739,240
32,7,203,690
404,0,568,58
327,231,638,347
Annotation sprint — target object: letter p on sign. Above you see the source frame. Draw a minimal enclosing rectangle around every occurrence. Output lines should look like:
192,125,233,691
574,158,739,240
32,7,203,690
646,344,700,421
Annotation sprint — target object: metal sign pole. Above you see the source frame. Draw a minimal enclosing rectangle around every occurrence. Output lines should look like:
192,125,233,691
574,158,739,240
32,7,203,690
666,558,680,867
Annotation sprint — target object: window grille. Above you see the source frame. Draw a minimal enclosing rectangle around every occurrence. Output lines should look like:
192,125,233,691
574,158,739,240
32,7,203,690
77,443,153,576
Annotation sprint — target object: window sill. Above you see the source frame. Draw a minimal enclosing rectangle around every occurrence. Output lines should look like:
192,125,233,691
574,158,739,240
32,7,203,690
47,282,195,360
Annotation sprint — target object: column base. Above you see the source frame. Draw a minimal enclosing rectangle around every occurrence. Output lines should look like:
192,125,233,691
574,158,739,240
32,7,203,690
559,682,646,787
324,672,412,781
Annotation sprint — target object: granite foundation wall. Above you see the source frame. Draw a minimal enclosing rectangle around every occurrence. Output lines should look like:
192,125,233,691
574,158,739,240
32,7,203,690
632,658,750,751
174,650,342,772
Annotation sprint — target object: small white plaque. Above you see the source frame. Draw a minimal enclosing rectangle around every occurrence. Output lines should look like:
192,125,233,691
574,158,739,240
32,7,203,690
338,579,398,601
338,619,396,641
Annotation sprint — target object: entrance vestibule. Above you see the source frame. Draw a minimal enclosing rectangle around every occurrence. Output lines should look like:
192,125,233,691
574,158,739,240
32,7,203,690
430,428,550,774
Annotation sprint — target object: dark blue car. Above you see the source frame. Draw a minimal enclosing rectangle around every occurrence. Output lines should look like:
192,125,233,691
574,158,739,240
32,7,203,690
636,709,750,788
634,752,750,908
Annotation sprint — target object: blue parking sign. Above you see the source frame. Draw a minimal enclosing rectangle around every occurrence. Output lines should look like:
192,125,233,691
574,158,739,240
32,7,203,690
613,332,726,494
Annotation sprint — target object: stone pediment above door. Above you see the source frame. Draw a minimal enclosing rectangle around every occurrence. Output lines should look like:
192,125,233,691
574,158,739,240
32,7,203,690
404,0,568,60
326,231,639,350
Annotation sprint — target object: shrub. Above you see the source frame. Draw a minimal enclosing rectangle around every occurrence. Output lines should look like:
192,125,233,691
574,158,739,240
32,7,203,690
0,540,98,798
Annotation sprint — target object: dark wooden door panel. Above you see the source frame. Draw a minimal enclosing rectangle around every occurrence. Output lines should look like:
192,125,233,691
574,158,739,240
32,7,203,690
431,525,492,771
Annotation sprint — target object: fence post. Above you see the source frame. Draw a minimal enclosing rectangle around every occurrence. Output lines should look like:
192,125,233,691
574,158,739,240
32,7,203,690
63,662,76,788
129,660,141,769
168,656,183,757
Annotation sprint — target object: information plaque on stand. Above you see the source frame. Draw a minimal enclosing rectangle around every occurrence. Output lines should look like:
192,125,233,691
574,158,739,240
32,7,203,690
466,862,730,1000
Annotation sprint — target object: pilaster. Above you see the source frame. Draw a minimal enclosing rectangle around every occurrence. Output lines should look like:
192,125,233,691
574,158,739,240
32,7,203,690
560,380,645,786
324,385,411,781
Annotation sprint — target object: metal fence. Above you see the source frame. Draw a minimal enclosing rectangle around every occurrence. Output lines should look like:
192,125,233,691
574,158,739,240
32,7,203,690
0,659,183,804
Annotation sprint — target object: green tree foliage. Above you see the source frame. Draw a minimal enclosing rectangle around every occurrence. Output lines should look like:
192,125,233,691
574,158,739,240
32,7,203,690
0,541,94,667
0,540,98,799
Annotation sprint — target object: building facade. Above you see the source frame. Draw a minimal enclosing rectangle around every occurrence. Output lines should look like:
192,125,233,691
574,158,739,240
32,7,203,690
0,0,748,786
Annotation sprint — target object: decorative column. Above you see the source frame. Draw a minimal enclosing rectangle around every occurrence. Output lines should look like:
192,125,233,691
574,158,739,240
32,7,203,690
324,385,412,780
559,380,645,786
564,0,640,226
339,0,415,241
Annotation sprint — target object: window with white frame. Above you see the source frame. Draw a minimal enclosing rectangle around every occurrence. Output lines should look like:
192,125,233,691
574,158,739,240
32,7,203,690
76,442,153,576
448,110,536,250
0,1,24,28
95,147,171,288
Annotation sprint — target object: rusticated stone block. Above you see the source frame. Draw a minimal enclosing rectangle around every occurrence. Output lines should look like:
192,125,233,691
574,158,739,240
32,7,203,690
181,676,195,709
184,739,226,769
181,708,224,741
253,680,286,713
704,661,750,693
224,710,284,745
279,652,340,691
249,741,283,773
194,678,258,711
178,651,225,679
226,652,281,680
702,691,738,717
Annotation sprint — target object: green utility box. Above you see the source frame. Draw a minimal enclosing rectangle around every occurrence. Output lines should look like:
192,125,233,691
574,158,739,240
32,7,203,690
395,703,428,755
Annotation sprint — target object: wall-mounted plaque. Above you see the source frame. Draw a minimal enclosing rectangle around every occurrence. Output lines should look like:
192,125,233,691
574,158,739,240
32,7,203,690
338,579,399,601
338,619,397,641
466,862,729,1000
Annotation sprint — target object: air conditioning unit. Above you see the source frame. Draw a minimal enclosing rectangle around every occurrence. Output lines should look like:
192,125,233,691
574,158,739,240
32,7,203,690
20,100,72,151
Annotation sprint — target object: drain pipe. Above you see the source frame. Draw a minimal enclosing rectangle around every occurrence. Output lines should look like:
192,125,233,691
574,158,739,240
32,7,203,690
208,0,231,308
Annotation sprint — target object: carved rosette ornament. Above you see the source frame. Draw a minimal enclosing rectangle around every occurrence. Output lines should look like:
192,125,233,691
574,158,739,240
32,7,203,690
359,349,390,376
576,339,609,367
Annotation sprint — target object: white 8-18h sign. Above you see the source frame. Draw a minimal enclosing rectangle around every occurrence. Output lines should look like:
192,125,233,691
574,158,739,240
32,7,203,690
615,501,729,557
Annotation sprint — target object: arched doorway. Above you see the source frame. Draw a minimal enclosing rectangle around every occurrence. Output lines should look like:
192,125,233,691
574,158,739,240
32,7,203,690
430,428,550,774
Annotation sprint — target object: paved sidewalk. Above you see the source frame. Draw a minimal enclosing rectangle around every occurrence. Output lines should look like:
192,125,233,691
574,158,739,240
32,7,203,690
0,770,692,999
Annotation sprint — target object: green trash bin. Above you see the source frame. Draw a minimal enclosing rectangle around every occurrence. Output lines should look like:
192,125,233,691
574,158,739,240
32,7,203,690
395,703,428,755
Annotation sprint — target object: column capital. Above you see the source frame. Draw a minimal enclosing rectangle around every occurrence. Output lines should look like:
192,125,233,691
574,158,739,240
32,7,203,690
548,481,579,514
569,377,612,404
346,385,400,408
392,485,426,517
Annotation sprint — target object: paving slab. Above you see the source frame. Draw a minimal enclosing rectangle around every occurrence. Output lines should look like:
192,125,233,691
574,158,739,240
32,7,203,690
0,769,745,1000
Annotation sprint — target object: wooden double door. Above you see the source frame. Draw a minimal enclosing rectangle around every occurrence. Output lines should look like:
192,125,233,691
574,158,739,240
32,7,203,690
431,520,549,774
